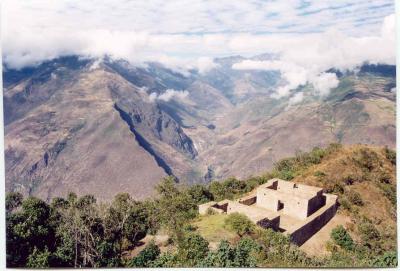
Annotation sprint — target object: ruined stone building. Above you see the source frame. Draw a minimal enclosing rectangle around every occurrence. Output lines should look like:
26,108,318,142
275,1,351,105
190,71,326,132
198,178,338,245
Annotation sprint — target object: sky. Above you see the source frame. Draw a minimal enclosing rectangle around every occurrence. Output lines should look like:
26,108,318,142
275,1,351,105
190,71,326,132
2,0,396,98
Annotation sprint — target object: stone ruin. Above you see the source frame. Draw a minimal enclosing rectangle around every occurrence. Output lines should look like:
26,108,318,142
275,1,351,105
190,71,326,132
198,178,338,246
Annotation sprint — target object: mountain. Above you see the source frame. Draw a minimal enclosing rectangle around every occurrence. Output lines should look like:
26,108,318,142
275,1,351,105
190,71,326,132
2,55,396,201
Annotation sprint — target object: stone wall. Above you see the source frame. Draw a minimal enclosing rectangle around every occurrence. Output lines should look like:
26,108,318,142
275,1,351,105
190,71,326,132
257,216,280,231
256,189,279,211
198,201,216,215
289,199,338,246
307,193,326,216
239,196,257,206
281,195,309,220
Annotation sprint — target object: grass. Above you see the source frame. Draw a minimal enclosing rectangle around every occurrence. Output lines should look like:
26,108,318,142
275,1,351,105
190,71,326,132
192,214,237,243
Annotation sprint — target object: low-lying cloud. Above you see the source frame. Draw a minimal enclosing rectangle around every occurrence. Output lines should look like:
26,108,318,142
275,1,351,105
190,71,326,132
3,8,395,73
2,0,395,101
232,13,394,99
233,59,340,98
288,92,304,106
149,89,189,102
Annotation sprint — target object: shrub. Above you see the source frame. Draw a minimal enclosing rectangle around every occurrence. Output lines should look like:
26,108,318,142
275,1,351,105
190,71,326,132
384,146,396,165
26,247,52,268
326,183,345,194
187,185,213,204
371,251,397,267
208,178,248,200
377,182,396,206
225,213,255,237
341,175,360,185
177,233,209,266
314,171,326,178
205,207,217,215
199,240,235,267
326,143,342,154
183,224,197,232
244,177,263,192
128,241,160,267
308,147,327,164
150,252,177,267
331,226,354,250
279,169,296,181
358,221,380,244
233,237,261,267
274,158,295,172
353,148,379,171
6,192,23,212
346,190,363,206
338,198,352,211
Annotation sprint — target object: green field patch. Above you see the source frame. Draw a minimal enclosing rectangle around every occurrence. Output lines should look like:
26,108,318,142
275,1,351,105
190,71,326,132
192,214,237,243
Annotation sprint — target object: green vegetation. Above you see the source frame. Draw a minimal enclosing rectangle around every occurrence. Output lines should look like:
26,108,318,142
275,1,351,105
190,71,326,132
128,241,160,267
192,214,236,243
331,226,354,250
224,213,255,237
6,144,397,268
269,145,339,180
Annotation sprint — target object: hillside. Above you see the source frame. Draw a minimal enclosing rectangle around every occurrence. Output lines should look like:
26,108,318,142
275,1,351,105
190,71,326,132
291,145,397,254
5,144,397,268
3,55,396,200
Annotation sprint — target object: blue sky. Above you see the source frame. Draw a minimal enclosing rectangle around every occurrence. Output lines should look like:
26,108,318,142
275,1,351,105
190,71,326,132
2,0,396,70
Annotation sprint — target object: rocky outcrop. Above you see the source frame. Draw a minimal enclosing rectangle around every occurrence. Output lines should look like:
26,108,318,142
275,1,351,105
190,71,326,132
109,83,198,160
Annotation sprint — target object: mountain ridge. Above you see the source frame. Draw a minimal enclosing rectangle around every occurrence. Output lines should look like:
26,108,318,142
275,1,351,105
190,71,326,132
2,55,396,200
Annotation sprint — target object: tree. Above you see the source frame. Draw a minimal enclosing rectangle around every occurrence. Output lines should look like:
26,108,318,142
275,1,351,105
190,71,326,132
104,193,149,257
128,241,160,267
199,240,235,267
233,237,261,267
156,177,197,243
150,252,177,267
209,178,247,200
224,213,255,237
54,194,106,267
177,233,209,266
26,247,52,268
187,184,213,204
331,226,354,250
6,192,23,213
6,197,56,267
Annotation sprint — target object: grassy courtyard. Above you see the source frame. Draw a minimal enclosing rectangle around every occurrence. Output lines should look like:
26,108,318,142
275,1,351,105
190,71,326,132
192,214,237,243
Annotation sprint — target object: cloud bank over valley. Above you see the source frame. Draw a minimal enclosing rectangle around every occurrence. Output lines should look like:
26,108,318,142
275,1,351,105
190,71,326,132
2,1,396,99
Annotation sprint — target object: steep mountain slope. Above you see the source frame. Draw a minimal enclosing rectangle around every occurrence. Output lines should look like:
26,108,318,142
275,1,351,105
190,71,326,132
195,67,395,180
2,56,396,200
4,57,200,200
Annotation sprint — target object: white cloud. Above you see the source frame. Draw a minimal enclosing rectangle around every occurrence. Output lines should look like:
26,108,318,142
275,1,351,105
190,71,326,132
88,58,102,70
148,89,189,102
310,73,339,96
231,13,395,98
1,0,395,81
195,57,219,74
233,60,339,98
288,92,304,106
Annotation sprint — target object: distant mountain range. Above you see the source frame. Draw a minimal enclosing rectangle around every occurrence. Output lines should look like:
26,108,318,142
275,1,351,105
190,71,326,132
3,55,396,201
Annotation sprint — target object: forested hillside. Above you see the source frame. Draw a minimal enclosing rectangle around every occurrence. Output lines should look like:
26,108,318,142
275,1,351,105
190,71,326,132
6,144,397,268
